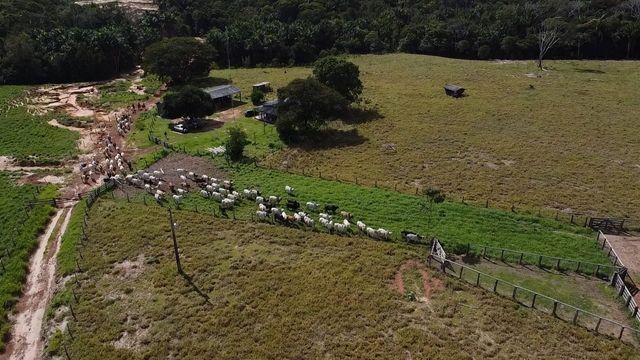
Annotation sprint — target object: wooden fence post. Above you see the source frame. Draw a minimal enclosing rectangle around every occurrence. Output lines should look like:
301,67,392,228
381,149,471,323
493,279,498,293
552,301,558,316
518,253,524,265
594,265,600,277
531,293,537,308
576,262,581,273
500,249,504,261
459,267,464,279
556,258,561,271
595,318,602,333
512,286,518,300
572,309,579,324
538,255,542,267
476,273,480,287
619,327,625,340
69,302,77,320
64,344,70,359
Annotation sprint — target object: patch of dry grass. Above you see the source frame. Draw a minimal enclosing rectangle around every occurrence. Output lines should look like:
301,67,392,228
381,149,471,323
51,199,637,359
216,55,640,223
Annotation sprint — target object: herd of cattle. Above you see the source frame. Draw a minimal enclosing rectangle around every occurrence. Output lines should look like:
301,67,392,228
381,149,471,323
117,167,428,244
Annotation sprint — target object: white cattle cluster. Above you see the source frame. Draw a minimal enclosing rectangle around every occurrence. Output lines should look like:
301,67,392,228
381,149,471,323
115,112,132,136
247,185,397,240
80,134,132,184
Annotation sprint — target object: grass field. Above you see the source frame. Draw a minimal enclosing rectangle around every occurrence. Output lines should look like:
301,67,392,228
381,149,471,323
213,55,640,222
0,172,57,351
0,86,79,165
79,80,149,111
127,155,605,264
48,199,637,359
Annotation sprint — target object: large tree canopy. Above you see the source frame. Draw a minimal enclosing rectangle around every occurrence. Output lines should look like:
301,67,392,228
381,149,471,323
143,37,216,83
313,57,363,102
160,86,215,119
276,78,348,143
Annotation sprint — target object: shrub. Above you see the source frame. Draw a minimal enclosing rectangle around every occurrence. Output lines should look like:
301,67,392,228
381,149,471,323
477,45,492,59
251,88,265,105
225,126,249,161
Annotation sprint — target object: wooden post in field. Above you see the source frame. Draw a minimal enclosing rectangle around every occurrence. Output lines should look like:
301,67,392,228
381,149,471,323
512,286,518,300
552,301,558,317
556,258,561,271
64,344,70,359
459,266,464,279
493,279,498,292
572,309,579,324
618,327,625,340
576,262,581,272
518,253,524,265
531,293,537,308
168,209,183,274
69,302,76,320
595,318,602,333
476,273,480,286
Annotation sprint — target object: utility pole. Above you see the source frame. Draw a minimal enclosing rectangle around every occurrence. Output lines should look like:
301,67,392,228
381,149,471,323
225,26,231,70
168,209,183,274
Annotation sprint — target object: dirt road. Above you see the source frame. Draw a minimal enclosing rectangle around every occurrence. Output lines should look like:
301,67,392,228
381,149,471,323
1,73,164,359
1,207,72,360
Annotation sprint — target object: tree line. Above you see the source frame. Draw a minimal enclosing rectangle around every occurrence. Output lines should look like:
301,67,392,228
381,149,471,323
2,0,640,84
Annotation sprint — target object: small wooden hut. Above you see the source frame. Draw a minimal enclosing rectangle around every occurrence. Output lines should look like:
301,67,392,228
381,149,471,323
444,84,465,98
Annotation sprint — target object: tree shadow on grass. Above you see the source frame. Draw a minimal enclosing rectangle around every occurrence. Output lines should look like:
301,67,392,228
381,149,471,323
295,128,368,151
341,106,384,125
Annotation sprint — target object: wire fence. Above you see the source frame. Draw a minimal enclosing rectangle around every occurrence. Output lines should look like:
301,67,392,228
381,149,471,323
136,121,639,232
597,231,626,267
428,253,640,345
465,243,620,279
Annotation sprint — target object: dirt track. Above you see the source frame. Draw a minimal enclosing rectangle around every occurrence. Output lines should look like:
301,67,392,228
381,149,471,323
1,208,72,360
2,73,164,359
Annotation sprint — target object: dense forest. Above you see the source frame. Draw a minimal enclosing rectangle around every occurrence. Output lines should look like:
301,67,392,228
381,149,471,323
1,0,639,84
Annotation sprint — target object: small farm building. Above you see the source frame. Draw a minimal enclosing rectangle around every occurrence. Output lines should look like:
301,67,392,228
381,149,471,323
254,99,279,123
203,85,241,106
444,84,465,97
253,82,272,93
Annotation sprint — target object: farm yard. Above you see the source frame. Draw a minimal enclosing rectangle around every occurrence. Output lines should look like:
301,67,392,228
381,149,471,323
215,55,640,223
1,44,640,360
47,200,638,359
1,0,640,358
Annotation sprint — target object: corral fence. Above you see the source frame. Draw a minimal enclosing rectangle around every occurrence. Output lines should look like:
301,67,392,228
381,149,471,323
589,217,625,234
598,231,640,325
428,245,640,344
465,243,620,279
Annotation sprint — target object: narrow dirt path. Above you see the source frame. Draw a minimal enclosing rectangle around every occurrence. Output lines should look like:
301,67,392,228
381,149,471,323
1,207,72,360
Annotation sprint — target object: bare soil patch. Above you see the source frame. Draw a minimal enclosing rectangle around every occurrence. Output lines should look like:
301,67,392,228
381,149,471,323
390,260,444,303
113,254,145,279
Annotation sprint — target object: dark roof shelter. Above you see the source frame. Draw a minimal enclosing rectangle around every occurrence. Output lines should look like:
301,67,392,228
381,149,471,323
444,84,465,98
203,85,241,100
254,99,279,123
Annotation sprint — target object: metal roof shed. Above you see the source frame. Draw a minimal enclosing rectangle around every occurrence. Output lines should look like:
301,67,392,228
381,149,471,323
444,84,465,98
203,85,241,100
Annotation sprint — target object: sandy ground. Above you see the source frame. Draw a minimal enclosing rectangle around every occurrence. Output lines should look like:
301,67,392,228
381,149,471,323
2,207,72,360
389,260,444,304
605,235,640,272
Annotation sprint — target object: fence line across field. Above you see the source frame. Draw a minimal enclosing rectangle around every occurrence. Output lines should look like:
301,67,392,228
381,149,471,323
466,243,620,279
429,252,640,344
597,231,625,267
75,183,640,344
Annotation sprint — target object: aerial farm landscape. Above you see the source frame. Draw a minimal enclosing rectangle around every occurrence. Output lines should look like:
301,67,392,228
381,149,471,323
0,0,639,359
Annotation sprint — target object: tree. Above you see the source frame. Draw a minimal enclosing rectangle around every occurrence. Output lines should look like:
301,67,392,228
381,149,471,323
313,56,363,102
537,24,561,69
160,86,214,119
251,88,265,105
276,78,348,143
143,37,215,83
225,126,248,161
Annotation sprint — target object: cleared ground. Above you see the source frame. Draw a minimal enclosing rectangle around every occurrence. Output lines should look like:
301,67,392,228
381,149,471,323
215,54,640,223
48,199,638,359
